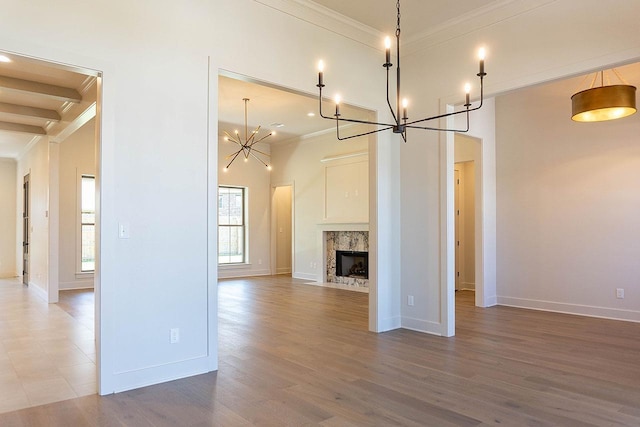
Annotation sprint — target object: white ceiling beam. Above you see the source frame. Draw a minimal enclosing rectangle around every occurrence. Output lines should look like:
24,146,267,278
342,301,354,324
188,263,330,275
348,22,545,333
50,102,96,143
0,101,61,121
0,120,46,136
0,75,82,103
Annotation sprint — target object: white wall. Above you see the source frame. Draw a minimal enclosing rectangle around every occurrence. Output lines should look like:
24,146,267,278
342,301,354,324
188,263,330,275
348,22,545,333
0,0,401,393
58,119,96,290
0,158,17,277
218,136,271,278
495,77,640,322
400,0,640,334
270,131,368,281
16,139,49,298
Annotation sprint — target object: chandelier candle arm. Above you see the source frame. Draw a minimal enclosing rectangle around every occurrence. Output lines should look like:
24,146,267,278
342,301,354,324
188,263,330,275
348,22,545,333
314,1,488,141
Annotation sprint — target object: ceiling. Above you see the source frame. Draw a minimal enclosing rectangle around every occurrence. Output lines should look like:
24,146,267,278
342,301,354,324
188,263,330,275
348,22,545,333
311,0,497,40
218,74,372,146
0,52,98,159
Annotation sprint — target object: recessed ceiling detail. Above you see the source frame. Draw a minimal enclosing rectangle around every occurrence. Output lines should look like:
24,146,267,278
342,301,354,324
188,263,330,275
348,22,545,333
0,52,97,159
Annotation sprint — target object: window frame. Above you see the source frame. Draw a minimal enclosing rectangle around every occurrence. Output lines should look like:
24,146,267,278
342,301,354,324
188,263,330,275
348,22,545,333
78,174,96,273
218,185,248,265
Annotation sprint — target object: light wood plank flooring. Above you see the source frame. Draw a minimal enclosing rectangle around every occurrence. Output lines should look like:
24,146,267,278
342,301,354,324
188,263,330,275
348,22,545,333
0,278,96,415
1,275,639,426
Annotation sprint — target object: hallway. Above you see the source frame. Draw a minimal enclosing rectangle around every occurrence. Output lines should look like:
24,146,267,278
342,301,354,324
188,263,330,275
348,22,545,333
0,278,95,413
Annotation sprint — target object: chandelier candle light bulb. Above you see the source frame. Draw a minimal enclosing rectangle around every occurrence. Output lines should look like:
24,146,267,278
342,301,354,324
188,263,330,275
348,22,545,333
465,83,471,106
318,60,324,87
334,94,341,116
385,37,392,65
478,48,486,75
402,98,408,120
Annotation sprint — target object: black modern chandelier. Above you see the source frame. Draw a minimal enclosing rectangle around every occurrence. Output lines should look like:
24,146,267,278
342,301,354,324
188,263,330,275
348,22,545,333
222,98,273,171
316,0,488,142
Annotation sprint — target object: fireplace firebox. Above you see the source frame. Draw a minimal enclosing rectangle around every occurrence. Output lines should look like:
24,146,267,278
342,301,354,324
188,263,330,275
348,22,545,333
335,250,368,279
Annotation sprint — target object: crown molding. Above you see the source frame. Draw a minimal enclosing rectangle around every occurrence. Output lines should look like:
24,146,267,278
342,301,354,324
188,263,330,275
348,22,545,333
253,0,383,49
403,0,557,57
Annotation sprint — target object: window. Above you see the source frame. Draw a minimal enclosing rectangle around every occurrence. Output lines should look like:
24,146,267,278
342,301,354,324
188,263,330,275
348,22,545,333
218,186,246,264
81,175,96,272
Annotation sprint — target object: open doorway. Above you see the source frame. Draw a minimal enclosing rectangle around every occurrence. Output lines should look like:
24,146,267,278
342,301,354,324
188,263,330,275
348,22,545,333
272,184,293,276
452,132,482,332
217,71,375,331
0,50,100,411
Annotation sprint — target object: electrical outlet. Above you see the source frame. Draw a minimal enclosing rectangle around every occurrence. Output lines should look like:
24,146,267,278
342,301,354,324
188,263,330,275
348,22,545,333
616,288,625,299
258,259,262,265
170,328,180,344
408,295,414,306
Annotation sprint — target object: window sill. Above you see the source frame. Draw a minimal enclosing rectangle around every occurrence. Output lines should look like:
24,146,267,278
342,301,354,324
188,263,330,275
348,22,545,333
218,263,252,270
75,272,94,279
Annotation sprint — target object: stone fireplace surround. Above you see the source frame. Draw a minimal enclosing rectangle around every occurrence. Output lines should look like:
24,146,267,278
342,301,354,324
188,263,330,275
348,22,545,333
316,223,369,292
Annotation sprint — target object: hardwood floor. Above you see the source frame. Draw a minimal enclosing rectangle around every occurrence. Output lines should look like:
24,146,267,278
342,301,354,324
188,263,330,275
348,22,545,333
1,275,639,426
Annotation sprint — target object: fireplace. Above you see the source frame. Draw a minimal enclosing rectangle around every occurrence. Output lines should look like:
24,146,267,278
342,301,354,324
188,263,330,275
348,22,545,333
336,250,368,279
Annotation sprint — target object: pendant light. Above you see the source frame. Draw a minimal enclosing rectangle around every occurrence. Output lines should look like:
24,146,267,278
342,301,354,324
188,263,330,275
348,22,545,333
571,69,637,122
222,98,273,171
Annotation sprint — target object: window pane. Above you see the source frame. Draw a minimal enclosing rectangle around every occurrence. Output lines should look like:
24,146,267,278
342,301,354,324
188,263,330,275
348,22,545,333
218,186,245,264
218,225,243,264
81,224,95,271
219,189,231,225
81,212,95,224
81,176,95,212
81,176,96,272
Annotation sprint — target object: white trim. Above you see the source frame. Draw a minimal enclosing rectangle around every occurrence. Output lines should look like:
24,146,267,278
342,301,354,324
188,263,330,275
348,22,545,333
110,357,212,394
51,102,97,143
59,280,94,290
302,281,369,293
293,271,317,281
401,316,445,336
218,268,270,279
28,281,48,302
498,296,640,323
377,315,402,333
320,150,368,163
253,0,382,49
402,0,556,57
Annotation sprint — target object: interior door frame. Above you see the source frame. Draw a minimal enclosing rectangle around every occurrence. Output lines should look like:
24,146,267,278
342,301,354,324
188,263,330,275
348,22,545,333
270,181,295,276
22,173,30,285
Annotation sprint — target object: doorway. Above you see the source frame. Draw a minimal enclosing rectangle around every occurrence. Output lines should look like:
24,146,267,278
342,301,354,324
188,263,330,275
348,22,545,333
453,161,475,292
0,49,101,408
272,185,293,275
22,173,30,285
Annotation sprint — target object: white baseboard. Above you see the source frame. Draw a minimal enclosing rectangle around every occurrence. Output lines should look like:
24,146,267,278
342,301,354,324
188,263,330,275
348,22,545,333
217,268,270,279
377,315,402,332
401,317,443,336
28,282,48,302
60,280,94,290
461,282,476,290
293,272,317,281
497,296,640,323
302,281,369,293
483,295,498,307
276,267,292,275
